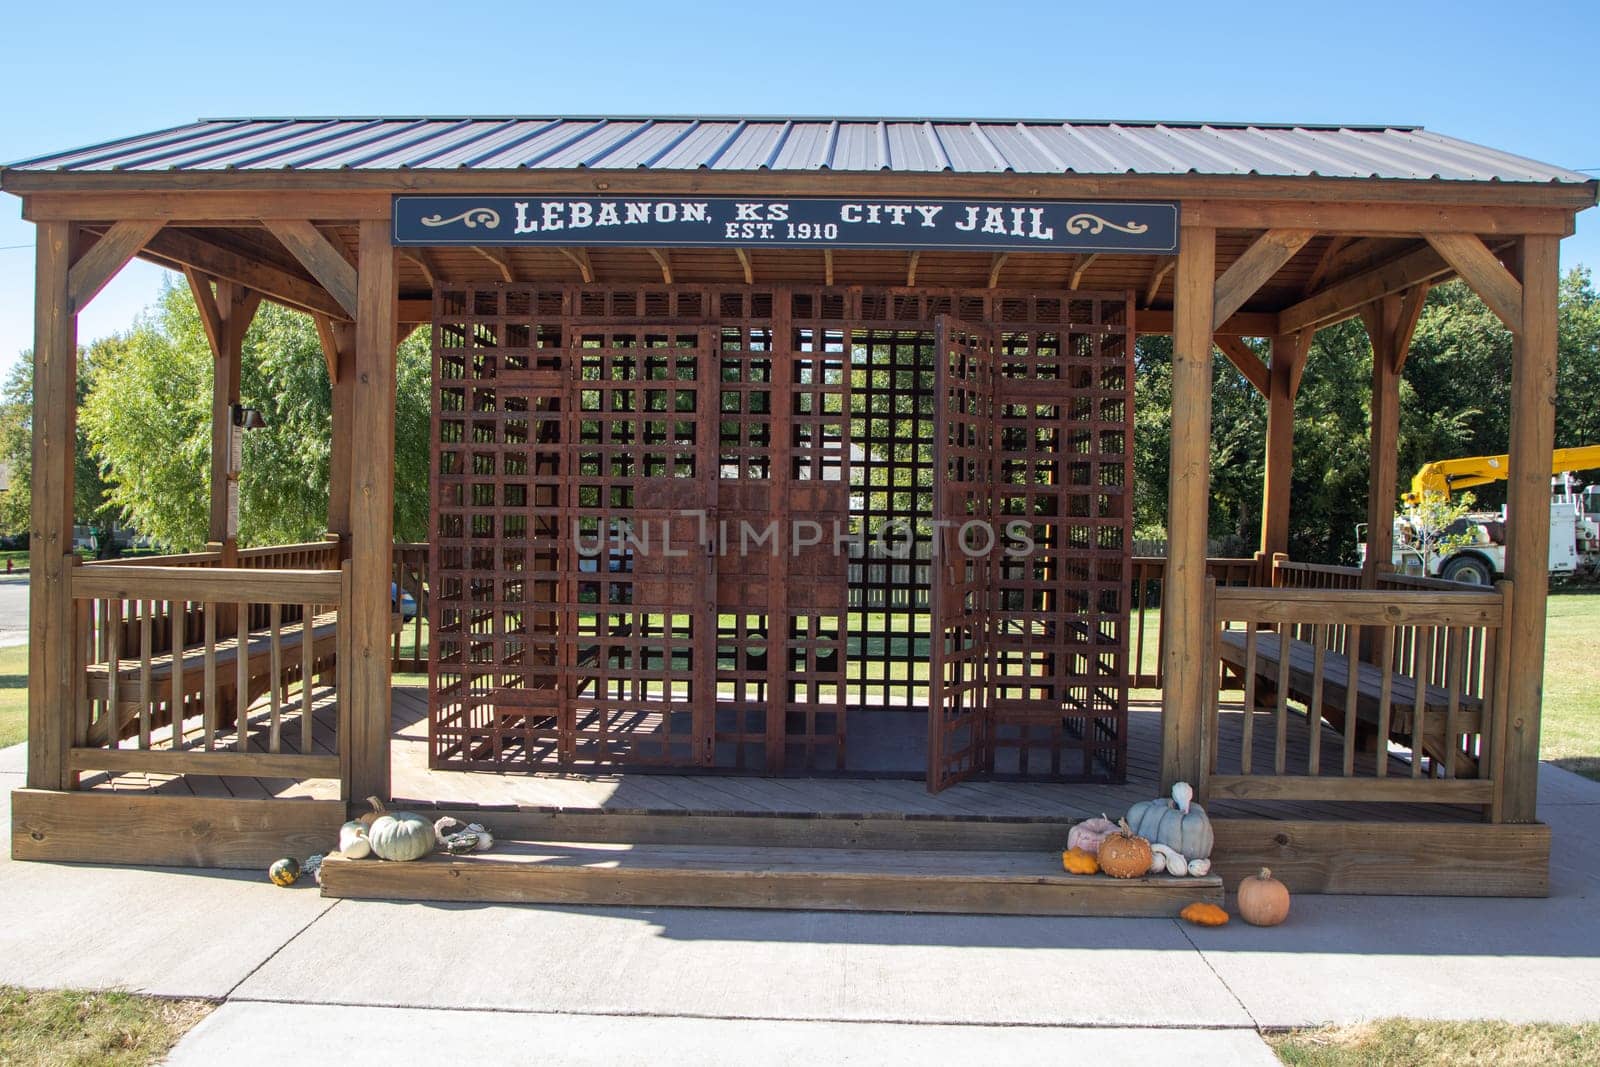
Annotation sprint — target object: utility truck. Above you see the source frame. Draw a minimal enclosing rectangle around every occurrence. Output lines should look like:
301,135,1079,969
1358,445,1600,584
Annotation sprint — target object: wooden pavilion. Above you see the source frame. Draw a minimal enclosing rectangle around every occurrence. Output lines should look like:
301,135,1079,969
3,117,1593,910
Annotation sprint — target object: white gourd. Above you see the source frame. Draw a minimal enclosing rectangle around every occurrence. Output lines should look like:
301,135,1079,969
1150,843,1188,878
1187,857,1212,877
338,820,372,860
1149,849,1167,874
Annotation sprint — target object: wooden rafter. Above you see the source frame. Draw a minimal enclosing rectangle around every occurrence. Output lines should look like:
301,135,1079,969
987,253,1008,289
1424,233,1523,334
1144,258,1176,307
67,220,163,312
556,247,593,283
648,248,674,284
473,246,516,283
140,228,347,320
1277,241,1455,334
905,251,920,287
1070,253,1098,290
1215,335,1270,396
263,219,359,317
1213,229,1315,328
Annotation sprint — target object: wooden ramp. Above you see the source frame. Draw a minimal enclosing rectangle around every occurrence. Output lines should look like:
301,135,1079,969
319,841,1221,917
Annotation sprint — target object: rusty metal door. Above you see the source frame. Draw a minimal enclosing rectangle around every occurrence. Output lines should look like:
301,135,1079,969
928,315,996,791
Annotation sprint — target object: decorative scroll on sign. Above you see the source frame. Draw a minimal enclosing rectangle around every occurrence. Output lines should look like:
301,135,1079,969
393,196,1179,253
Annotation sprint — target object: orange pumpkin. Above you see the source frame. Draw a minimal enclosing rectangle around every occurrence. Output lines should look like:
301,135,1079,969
1237,867,1291,926
1180,902,1230,927
1097,822,1153,879
1061,847,1099,875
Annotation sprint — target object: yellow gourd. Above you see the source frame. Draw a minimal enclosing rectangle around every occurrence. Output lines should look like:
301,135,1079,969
1179,902,1230,927
1061,847,1099,875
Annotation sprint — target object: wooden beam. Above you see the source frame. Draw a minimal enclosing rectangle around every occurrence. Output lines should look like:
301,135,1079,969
207,281,262,552
1425,233,1523,335
263,220,360,318
823,249,834,286
1213,228,1315,328
1144,258,1176,307
1278,241,1455,334
1358,288,1424,588
66,220,163,312
183,267,224,358
1260,331,1310,558
1163,224,1216,792
556,247,593,283
905,251,919,287
27,221,76,791
349,219,396,802
473,246,516,283
1215,336,1269,396
143,228,348,320
1135,309,1277,337
316,316,356,541
1069,253,1098,290
1184,199,1577,236
987,253,1008,289
1502,235,1561,822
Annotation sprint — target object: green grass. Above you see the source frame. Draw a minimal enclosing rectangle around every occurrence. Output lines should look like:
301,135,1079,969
0,986,212,1067
1539,589,1600,781
1267,1018,1600,1066
0,645,26,749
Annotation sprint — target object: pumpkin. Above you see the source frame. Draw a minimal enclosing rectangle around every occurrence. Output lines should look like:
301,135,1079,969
1066,815,1118,856
1060,847,1099,875
338,820,372,860
365,800,437,862
1125,781,1214,861
1237,867,1290,927
268,857,301,887
1179,902,1229,927
1097,821,1153,879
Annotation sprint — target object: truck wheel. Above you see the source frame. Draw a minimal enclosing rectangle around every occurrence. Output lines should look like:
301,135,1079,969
1442,554,1494,585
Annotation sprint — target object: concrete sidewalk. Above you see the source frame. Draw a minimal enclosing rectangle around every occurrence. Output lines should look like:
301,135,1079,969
4,744,1600,1063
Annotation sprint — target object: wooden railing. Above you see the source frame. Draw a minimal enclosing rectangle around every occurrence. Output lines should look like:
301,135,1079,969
1130,556,1263,688
1203,576,1511,817
68,561,351,788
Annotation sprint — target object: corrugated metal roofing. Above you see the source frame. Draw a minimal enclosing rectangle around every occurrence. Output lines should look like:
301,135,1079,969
3,117,1590,184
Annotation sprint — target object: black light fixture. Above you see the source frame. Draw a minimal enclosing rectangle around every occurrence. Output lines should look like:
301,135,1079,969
229,404,267,431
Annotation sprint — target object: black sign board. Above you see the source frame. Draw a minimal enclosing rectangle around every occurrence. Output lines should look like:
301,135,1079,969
392,196,1178,254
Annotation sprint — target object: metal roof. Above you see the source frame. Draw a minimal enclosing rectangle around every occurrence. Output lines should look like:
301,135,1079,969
3,117,1590,184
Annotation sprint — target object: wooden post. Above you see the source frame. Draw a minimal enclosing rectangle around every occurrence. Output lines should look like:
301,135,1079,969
1162,223,1216,791
1259,332,1306,559
204,281,261,564
348,219,396,802
320,320,356,550
1363,312,1400,588
26,222,76,790
1501,235,1560,823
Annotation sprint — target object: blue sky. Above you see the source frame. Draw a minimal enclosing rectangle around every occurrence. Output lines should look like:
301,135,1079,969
1,0,1595,373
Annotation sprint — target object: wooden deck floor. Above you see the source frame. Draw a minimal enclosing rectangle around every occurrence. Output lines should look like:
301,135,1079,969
76,685,1484,824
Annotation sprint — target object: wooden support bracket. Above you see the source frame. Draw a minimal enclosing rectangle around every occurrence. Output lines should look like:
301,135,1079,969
905,251,919,287
823,248,834,286
1216,336,1270,396
1213,228,1315,328
1424,233,1523,334
183,267,225,357
68,220,163,312
263,220,359,317
1145,258,1176,307
557,247,593,283
987,253,1008,289
1070,253,1098,290
648,248,674,284
473,246,516,283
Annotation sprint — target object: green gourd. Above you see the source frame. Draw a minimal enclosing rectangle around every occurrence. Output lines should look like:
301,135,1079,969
1124,781,1213,861
362,797,436,862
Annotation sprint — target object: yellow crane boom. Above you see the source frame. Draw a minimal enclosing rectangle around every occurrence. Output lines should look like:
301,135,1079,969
1404,444,1600,504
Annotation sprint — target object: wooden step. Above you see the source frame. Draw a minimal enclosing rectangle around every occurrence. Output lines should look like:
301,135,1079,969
318,841,1223,917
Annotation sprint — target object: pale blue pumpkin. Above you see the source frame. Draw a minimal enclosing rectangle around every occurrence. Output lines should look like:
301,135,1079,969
1125,783,1213,861
367,810,436,862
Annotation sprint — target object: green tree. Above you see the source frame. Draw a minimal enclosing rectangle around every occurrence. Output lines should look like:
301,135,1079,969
0,344,120,557
79,280,431,552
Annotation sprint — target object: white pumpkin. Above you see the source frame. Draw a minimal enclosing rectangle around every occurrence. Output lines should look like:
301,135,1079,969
1124,782,1214,861
365,801,436,862
338,819,372,860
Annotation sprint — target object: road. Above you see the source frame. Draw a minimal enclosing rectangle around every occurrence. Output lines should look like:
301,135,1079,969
0,575,27,647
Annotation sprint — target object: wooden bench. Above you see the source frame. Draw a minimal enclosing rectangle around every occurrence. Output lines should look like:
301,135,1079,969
84,612,341,746
1218,629,1482,768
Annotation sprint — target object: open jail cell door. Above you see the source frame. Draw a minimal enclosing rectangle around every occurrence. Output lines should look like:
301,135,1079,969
929,316,995,791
